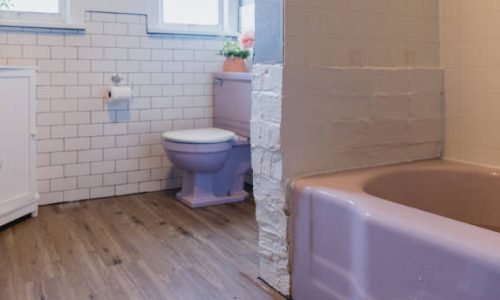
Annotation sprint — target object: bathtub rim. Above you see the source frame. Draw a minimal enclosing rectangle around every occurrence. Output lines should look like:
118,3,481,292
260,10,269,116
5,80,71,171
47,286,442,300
291,159,500,269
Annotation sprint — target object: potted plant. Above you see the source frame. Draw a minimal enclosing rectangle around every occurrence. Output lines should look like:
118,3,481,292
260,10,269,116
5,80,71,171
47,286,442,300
219,32,254,73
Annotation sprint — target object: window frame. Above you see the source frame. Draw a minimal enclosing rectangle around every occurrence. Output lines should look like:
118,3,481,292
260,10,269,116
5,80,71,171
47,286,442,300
0,0,66,23
160,0,238,36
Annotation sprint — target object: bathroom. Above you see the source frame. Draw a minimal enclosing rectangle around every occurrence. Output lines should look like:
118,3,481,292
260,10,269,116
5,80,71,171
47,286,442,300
0,0,499,299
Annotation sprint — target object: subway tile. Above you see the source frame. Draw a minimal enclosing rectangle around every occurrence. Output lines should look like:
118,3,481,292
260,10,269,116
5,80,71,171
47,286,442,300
91,12,116,22
91,34,116,47
91,136,116,149
91,60,116,72
128,24,146,36
38,166,64,180
65,86,91,98
78,175,103,188
51,73,78,85
64,163,91,177
8,32,36,44
104,173,127,186
78,47,104,59
51,46,78,59
51,125,78,138
78,124,103,137
65,137,91,151
91,161,115,174
1,10,226,202
38,112,65,126
64,189,90,202
140,37,163,49
104,23,128,35
65,60,91,72
90,186,115,199
104,148,127,160
86,22,104,34
116,36,140,48
128,48,151,60
116,159,139,172
23,46,50,59
104,48,128,60
38,139,64,153
116,14,144,24
127,170,150,183
38,59,64,72
37,86,64,99
65,34,91,47
51,151,78,165
51,177,77,192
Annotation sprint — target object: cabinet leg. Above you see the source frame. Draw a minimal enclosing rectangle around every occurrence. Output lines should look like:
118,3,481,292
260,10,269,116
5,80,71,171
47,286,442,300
31,210,38,218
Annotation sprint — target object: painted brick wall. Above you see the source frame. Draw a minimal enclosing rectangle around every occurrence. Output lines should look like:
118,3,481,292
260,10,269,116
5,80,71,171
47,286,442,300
0,11,225,205
251,64,289,294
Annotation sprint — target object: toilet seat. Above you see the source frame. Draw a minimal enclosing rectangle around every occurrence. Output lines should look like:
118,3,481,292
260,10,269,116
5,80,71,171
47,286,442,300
162,128,235,144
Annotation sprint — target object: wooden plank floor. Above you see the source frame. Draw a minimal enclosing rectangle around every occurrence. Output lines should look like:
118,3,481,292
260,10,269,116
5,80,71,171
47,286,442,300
0,191,284,300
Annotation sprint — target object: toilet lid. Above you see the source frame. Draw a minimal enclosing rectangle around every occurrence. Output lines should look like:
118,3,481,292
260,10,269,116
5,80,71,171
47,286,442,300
162,128,236,144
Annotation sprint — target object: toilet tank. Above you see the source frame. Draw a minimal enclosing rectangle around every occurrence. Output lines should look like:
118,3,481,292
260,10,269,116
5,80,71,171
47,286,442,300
213,72,252,138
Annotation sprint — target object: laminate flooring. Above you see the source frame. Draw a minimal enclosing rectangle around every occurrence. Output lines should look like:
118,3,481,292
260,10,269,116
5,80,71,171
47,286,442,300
0,190,284,300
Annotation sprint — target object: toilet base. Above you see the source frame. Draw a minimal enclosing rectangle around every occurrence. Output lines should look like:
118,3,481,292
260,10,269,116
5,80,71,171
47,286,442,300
176,190,248,208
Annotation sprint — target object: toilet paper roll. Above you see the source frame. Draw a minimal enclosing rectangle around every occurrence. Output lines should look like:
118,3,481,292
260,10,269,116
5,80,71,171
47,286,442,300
107,86,132,102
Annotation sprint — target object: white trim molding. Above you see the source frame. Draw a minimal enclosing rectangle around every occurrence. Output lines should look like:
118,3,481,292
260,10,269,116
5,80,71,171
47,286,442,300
0,0,239,36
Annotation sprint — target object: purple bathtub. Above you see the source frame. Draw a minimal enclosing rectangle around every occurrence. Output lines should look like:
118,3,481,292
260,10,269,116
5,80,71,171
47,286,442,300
292,160,500,300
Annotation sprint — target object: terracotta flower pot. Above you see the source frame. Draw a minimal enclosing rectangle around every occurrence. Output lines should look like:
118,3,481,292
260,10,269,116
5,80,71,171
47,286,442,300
223,57,248,73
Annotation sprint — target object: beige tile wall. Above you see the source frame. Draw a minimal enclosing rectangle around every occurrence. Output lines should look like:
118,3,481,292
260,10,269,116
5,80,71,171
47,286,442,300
441,0,500,166
286,0,440,67
282,66,443,179
255,0,443,295
281,0,443,181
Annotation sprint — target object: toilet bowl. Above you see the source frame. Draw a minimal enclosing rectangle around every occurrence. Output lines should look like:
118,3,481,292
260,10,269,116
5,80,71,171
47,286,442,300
162,128,251,208
162,72,252,208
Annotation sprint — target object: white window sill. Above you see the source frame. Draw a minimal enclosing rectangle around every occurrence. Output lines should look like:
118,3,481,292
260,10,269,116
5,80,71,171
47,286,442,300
147,26,237,38
0,65,38,70
0,19,85,31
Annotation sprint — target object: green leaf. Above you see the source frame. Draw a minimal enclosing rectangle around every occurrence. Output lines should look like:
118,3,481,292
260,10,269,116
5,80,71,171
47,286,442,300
219,41,251,59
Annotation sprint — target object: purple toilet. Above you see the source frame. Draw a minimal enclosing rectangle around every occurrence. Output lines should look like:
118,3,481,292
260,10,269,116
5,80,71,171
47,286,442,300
162,72,252,208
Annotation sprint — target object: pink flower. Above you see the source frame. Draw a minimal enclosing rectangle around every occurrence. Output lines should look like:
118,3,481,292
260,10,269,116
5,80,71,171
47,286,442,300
240,31,255,49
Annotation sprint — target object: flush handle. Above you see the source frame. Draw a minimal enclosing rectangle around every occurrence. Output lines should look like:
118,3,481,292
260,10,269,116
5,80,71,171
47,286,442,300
214,78,224,87
0,157,3,171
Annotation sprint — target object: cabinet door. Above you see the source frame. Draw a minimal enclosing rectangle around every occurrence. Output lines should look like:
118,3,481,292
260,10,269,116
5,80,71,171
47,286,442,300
0,73,35,206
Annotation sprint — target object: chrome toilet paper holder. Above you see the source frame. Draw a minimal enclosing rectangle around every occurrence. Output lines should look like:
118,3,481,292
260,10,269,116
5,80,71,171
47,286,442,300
111,73,123,85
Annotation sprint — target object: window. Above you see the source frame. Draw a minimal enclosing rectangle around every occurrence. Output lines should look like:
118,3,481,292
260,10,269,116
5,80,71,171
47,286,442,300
0,0,64,22
161,0,238,35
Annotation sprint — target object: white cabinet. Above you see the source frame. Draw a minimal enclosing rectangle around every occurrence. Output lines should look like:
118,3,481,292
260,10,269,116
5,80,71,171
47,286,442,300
0,67,38,226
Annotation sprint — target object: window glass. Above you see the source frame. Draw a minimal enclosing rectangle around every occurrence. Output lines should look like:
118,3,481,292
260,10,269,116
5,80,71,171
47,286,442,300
0,0,59,13
163,0,219,26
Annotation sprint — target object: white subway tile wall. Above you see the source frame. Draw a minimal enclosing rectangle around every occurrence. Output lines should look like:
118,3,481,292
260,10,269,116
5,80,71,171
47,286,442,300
0,12,225,205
